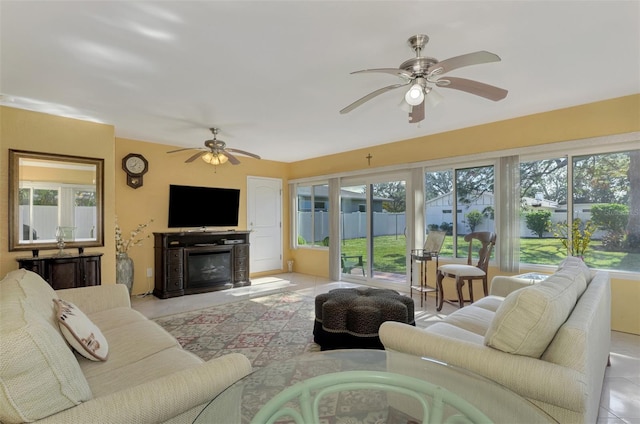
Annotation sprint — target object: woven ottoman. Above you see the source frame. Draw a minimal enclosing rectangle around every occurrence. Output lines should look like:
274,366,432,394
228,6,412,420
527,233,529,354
313,287,415,350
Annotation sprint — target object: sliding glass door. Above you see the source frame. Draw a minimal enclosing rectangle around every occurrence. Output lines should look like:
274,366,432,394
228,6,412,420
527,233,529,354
340,174,408,286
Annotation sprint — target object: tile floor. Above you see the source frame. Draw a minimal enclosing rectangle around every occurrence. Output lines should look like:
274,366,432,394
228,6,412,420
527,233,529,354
132,273,640,423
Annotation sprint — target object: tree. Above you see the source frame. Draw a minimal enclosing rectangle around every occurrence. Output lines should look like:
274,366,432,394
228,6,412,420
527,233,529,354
626,150,640,249
372,181,405,212
456,166,494,205
425,171,453,200
520,158,567,203
525,209,552,238
573,152,630,203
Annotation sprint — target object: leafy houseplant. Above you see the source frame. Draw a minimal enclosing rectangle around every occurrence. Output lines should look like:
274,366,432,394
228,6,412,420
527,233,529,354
554,218,597,258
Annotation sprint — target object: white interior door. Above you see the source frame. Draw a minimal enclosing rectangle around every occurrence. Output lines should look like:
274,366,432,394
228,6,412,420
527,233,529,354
247,176,282,273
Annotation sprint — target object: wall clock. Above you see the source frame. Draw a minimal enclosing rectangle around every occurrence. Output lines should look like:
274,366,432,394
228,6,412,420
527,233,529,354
122,153,148,189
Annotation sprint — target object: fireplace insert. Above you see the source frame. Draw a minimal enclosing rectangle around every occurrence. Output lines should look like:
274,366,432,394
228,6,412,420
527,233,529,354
185,246,233,291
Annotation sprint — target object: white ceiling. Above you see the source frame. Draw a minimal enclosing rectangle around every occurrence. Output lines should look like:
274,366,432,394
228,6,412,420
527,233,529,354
1,1,638,163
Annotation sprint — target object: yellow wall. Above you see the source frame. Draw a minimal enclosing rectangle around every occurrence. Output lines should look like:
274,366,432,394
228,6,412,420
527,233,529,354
1,94,638,334
290,95,640,178
0,106,117,282
21,163,95,185
114,137,291,294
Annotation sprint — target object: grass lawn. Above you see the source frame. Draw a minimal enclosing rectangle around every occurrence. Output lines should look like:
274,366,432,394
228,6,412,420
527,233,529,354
341,235,639,273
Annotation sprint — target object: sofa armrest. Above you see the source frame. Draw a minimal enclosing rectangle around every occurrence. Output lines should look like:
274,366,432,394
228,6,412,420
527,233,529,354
56,284,131,314
38,353,252,424
379,322,586,412
488,275,536,297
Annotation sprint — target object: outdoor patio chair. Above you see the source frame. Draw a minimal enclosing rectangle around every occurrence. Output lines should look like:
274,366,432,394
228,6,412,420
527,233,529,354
341,253,365,276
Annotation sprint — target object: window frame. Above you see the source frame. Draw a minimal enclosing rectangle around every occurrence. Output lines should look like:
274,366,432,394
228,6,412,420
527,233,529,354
288,132,639,280
292,181,330,250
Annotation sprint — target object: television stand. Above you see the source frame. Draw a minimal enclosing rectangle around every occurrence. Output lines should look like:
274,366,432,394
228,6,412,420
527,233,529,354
186,227,209,232
153,231,250,299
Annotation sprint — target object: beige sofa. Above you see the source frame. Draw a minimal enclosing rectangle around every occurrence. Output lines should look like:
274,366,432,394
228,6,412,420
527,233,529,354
0,269,252,423
380,257,611,423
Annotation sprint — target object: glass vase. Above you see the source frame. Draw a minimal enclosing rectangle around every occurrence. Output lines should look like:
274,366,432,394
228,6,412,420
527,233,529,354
116,252,134,294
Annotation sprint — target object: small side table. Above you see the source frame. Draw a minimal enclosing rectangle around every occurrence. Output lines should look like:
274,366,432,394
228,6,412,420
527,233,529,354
410,249,438,308
513,272,549,283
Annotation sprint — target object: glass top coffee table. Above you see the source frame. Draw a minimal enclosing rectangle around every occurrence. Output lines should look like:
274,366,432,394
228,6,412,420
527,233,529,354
194,349,556,423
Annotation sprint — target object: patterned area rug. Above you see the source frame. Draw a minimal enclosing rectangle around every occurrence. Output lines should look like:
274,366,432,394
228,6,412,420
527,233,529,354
153,291,321,369
154,291,419,423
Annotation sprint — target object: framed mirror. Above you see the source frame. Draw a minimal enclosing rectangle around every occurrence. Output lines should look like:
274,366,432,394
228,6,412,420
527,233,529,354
9,150,104,252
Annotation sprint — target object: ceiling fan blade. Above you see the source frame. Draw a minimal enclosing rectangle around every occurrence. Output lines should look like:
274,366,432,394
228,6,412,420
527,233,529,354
185,151,205,163
436,76,508,101
428,51,501,76
223,151,241,165
225,148,261,160
340,82,410,114
351,68,413,79
408,101,425,124
167,147,200,153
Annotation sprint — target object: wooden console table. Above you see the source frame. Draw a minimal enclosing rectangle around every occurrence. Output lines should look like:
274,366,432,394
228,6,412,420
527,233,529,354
153,231,251,299
16,253,103,290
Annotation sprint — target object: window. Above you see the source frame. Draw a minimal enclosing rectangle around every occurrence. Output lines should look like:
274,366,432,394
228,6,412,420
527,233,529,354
295,183,329,247
425,165,495,258
290,134,637,277
18,183,96,242
519,157,567,264
520,149,639,272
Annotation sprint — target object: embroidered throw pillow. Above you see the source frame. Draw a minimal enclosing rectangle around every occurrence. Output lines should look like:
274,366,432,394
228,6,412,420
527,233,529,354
54,299,109,361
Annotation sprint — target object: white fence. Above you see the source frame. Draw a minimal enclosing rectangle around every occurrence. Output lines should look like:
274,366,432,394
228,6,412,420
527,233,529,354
20,205,97,241
298,212,406,243
299,209,605,243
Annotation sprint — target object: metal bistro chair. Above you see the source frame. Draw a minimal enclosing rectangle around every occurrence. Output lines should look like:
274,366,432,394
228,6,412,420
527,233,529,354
436,231,496,310
410,231,446,307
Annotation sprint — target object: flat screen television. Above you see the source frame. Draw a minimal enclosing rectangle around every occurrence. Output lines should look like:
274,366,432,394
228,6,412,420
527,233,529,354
168,184,240,228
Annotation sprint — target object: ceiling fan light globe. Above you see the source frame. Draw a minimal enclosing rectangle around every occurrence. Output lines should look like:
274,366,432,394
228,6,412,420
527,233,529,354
201,152,228,165
405,84,424,106
210,153,228,165
425,88,444,107
201,152,214,164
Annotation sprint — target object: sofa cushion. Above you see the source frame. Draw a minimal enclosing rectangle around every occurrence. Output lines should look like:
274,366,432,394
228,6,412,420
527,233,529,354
55,299,109,361
443,305,495,336
558,256,593,284
1,269,61,333
484,271,586,358
85,347,203,398
78,319,181,379
1,273,92,423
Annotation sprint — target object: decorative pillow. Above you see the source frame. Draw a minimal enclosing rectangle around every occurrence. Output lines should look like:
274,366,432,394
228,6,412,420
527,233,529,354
484,272,585,358
54,299,109,361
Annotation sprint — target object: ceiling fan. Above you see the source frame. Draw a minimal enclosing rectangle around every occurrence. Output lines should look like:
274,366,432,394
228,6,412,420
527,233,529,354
340,34,508,124
167,128,261,166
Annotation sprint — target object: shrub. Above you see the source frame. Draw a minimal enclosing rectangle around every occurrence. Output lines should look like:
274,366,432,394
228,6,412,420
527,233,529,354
439,222,453,235
591,204,629,251
465,210,483,232
428,224,440,232
297,235,306,245
525,209,552,238
591,204,629,234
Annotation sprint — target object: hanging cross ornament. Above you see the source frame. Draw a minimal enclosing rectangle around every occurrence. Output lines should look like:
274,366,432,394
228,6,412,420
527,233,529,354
366,153,373,165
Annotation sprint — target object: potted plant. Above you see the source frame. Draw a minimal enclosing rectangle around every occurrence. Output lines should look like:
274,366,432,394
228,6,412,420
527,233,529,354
115,217,153,293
